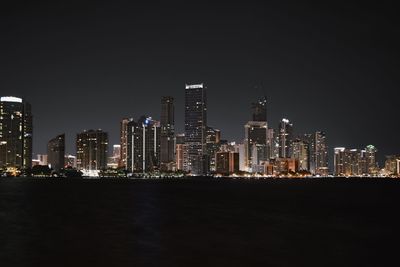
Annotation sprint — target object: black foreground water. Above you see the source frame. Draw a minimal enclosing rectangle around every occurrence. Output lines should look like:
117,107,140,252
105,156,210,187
0,178,399,267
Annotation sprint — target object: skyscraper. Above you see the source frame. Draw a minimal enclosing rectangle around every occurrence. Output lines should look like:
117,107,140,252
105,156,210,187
119,118,133,169
244,121,268,172
47,134,65,172
292,138,309,171
127,116,161,172
365,145,378,174
184,83,207,175
278,118,293,158
0,96,32,170
252,96,267,121
314,131,329,175
160,96,175,170
76,130,108,171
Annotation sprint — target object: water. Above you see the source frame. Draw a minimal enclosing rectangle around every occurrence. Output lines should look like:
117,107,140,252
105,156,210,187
0,178,399,266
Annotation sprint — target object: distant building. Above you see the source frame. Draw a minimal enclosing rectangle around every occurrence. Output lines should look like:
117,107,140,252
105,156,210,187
160,96,175,171
365,145,378,174
292,139,309,171
244,121,268,172
119,118,133,169
184,83,207,175
126,116,160,172
314,131,329,175
107,144,121,169
76,130,108,171
216,151,239,175
37,154,48,166
334,146,378,176
334,147,346,176
278,118,293,158
47,134,65,172
206,126,221,172
0,96,32,169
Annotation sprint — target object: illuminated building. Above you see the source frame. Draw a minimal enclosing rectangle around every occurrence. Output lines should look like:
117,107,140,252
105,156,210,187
365,145,378,174
244,121,268,172
292,139,309,171
334,147,346,176
160,96,175,171
47,134,65,172
334,146,378,176
206,126,221,172
314,131,329,175
0,96,32,170
119,118,133,169
215,151,239,175
126,116,161,172
184,83,207,175
76,130,108,171
107,144,121,169
278,118,293,158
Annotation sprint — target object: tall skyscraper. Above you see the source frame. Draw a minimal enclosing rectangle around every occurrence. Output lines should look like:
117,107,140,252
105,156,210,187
244,121,268,172
0,96,32,170
314,131,328,175
76,130,108,171
333,147,346,176
119,118,133,169
292,138,309,171
47,134,65,172
252,96,267,121
127,116,161,172
365,145,378,174
175,133,188,171
184,83,207,175
206,126,221,172
278,118,293,158
160,96,175,170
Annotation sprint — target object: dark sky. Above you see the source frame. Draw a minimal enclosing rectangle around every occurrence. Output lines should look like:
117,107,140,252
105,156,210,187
1,1,398,165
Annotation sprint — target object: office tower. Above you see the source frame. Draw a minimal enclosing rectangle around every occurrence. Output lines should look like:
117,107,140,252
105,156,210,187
216,151,239,175
244,121,268,172
37,154,48,166
107,144,121,169
252,96,267,121
119,118,133,169
47,134,65,172
303,133,315,173
160,96,175,170
175,134,188,171
0,96,32,170
292,138,309,171
314,131,329,175
206,126,221,172
364,145,378,174
334,147,346,176
278,118,293,158
127,116,161,172
76,130,108,171
184,83,207,175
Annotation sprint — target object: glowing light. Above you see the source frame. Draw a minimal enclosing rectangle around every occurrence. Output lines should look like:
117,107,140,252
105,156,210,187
185,84,203,89
1,96,22,103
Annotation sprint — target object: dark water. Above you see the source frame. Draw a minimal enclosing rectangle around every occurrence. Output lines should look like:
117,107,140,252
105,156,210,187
0,178,399,267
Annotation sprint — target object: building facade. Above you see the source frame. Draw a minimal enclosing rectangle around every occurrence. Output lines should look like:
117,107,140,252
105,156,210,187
47,134,65,172
278,118,293,158
184,84,207,175
76,130,108,171
0,96,32,170
160,96,175,170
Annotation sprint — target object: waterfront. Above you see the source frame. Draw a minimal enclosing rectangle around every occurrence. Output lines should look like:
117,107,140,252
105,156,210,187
0,178,398,266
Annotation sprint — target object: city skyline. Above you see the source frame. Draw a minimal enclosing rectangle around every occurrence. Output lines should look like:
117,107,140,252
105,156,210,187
1,1,398,166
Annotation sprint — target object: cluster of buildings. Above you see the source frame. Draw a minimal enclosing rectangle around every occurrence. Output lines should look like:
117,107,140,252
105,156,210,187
0,90,399,177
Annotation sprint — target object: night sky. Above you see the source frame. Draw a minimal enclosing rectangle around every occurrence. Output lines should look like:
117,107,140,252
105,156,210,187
1,1,398,165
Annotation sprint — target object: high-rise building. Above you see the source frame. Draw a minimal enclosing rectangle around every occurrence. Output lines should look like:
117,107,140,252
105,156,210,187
215,151,239,175
244,121,268,172
160,96,175,170
314,131,329,175
252,96,267,121
334,147,346,176
184,83,207,175
278,118,293,158
107,144,121,169
0,96,32,170
292,138,309,171
47,134,65,172
119,118,133,169
206,126,221,172
365,145,378,174
76,130,108,171
127,116,160,172
175,133,188,171
334,146,377,176
65,154,77,168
